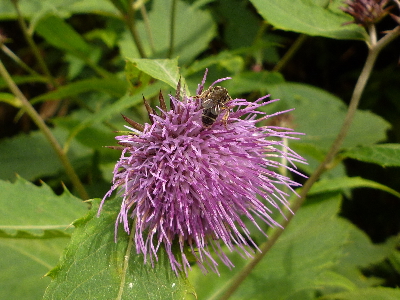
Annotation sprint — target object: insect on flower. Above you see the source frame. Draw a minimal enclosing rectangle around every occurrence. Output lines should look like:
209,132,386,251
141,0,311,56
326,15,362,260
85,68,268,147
99,69,307,276
198,85,232,127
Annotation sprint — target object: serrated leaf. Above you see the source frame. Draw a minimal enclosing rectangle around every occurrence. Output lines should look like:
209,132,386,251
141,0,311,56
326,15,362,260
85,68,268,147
334,220,398,287
342,144,400,167
126,58,183,91
30,77,127,104
314,270,358,292
309,176,400,198
0,176,87,237
43,199,195,300
0,177,84,297
191,194,351,299
249,0,366,40
323,287,400,300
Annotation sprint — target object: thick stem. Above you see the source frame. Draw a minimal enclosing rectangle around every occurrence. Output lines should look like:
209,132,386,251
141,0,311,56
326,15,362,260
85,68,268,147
0,59,89,200
216,25,400,300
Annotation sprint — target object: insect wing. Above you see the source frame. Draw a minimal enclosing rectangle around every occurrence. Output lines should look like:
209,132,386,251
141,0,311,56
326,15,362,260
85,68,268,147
201,97,216,109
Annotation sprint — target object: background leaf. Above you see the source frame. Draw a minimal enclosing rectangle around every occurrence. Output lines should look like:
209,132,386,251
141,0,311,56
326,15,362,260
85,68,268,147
309,176,400,198
35,15,96,59
30,77,127,104
0,176,87,237
43,199,195,300
342,144,400,167
322,287,400,300
0,177,87,300
126,58,183,91
267,83,391,150
0,128,91,181
0,238,70,300
249,0,366,40
190,194,352,299
118,0,217,65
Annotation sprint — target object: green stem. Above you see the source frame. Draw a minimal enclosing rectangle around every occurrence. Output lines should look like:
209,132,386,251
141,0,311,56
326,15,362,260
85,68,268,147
216,25,400,300
1,44,41,77
167,0,177,58
84,58,113,78
11,0,58,88
139,1,155,55
0,59,89,200
125,0,147,58
273,34,307,72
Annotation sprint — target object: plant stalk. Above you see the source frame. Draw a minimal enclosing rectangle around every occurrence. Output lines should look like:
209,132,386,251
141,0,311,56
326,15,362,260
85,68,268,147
11,0,58,88
167,0,177,58
216,25,400,300
126,0,147,58
0,59,89,200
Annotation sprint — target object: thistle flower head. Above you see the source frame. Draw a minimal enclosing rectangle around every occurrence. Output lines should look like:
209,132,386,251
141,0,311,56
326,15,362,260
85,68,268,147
341,0,394,26
99,70,306,275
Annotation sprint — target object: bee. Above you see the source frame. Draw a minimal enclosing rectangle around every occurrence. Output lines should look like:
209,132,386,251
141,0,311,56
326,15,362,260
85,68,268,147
198,86,232,127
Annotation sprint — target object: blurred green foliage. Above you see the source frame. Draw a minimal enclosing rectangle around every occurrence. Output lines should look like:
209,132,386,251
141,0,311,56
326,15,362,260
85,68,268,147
0,0,399,299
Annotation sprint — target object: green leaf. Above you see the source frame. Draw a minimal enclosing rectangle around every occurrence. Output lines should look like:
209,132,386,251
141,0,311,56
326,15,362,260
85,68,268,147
323,287,400,300
0,237,70,300
43,199,195,300
290,142,347,179
224,71,285,95
0,0,79,20
342,144,400,167
388,250,400,274
0,92,22,108
118,0,216,65
249,0,367,40
30,77,128,104
0,75,47,89
267,83,391,151
0,0,118,20
0,128,91,181
184,51,246,76
334,221,398,287
126,58,183,92
35,14,95,59
0,176,88,237
85,28,118,49
190,193,352,299
64,81,164,149
0,177,86,298
314,270,358,292
53,111,117,149
309,176,400,198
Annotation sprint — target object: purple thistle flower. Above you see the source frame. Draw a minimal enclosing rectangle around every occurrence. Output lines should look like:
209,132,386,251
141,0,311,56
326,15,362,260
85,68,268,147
99,70,306,275
340,0,394,26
